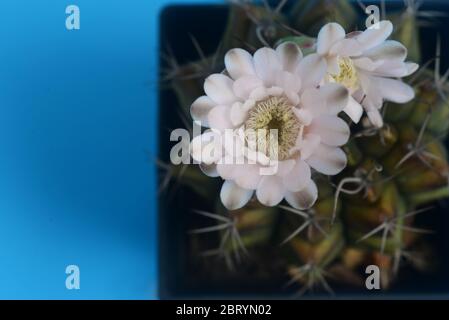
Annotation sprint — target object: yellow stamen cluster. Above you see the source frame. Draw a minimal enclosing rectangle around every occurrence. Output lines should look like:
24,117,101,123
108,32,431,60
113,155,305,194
244,96,301,161
329,57,359,91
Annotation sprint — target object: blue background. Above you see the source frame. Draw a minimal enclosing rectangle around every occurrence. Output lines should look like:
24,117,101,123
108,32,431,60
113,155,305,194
0,0,220,299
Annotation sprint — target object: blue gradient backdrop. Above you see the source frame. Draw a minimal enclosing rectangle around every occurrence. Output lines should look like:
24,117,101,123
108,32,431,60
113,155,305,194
0,0,219,299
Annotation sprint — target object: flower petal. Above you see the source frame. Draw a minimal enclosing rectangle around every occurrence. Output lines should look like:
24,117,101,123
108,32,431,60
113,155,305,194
358,74,382,110
217,163,238,180
204,74,236,105
235,164,262,190
285,91,300,106
225,48,256,80
296,53,327,88
256,175,285,206
308,115,350,146
330,38,364,57
362,93,383,114
405,62,419,76
285,180,318,210
199,163,219,177
300,88,327,117
319,83,349,114
208,105,234,130
376,77,415,103
364,40,407,61
293,108,313,125
366,107,384,128
356,20,393,51
233,75,264,100
230,102,248,126
353,57,384,72
276,41,303,71
249,87,270,101
253,47,282,86
276,159,296,176
190,131,223,164
306,144,347,175
297,133,321,160
220,180,254,210
275,71,302,94
282,159,311,192
317,23,346,55
191,96,215,127
343,95,363,123
372,61,418,78
327,56,340,74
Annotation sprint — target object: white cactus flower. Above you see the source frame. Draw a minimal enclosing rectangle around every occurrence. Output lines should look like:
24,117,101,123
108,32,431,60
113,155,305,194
316,20,419,127
190,43,350,210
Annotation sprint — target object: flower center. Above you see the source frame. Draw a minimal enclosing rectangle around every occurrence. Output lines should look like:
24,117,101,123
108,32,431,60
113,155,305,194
328,57,359,91
244,96,301,161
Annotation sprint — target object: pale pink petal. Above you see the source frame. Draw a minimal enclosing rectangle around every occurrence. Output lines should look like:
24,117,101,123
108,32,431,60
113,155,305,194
190,96,215,127
282,159,311,192
276,159,296,176
235,164,262,190
366,107,384,128
296,53,327,88
353,57,384,72
204,74,236,105
285,180,318,210
372,60,409,77
373,61,419,78
267,86,285,97
230,102,248,126
253,47,282,86
356,21,393,51
317,23,346,55
306,144,347,175
225,48,256,80
249,87,269,101
375,77,415,103
358,71,371,92
308,115,350,147
220,180,254,210
216,163,238,180
327,56,340,74
358,77,384,121
208,105,233,130
300,88,327,117
285,91,300,106
293,108,313,126
222,129,244,159
362,93,383,113
256,175,285,206
364,40,407,61
276,41,303,71
319,83,349,114
343,95,363,123
405,62,419,76
330,38,364,57
190,131,222,164
199,163,219,177
275,71,302,93
233,75,264,100
244,147,271,166
298,133,321,160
